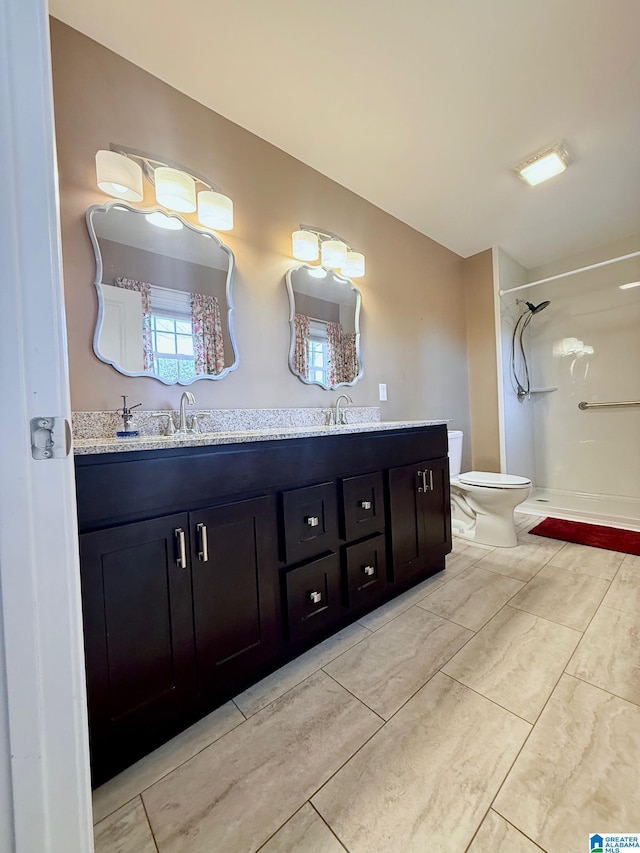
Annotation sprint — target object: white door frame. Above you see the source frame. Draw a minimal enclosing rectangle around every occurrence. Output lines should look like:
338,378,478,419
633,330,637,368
0,0,94,850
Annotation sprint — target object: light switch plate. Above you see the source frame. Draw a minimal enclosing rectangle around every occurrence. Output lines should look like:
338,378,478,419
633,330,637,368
378,383,388,402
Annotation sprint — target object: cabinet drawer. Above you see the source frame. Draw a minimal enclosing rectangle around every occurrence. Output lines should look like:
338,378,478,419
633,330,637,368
281,481,338,563
344,533,387,609
341,472,384,541
285,552,341,643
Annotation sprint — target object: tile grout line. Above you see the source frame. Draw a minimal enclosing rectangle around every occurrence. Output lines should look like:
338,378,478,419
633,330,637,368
139,795,160,853
236,625,376,719
460,539,619,850
93,709,248,825
309,801,350,852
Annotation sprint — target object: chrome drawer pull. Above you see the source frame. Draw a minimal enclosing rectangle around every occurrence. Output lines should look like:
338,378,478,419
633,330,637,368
363,565,375,576
309,591,322,604
305,516,319,527
174,528,187,569
417,470,428,493
197,522,209,562
359,500,372,510
428,469,434,491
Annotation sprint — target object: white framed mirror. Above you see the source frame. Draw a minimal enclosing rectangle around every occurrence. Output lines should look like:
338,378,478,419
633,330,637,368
286,264,363,390
87,202,239,384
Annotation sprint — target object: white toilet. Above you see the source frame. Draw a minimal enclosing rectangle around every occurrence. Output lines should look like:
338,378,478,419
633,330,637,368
448,431,531,548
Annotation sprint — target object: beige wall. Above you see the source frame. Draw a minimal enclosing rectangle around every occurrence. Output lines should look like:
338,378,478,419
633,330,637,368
51,20,471,436
462,249,500,471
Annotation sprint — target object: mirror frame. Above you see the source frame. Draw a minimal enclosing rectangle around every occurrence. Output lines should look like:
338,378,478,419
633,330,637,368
285,263,363,390
86,201,240,385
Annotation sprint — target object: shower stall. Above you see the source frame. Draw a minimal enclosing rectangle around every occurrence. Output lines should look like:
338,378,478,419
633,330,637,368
496,242,640,531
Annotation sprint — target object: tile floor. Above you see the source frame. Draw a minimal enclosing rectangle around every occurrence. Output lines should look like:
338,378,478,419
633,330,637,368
92,515,640,853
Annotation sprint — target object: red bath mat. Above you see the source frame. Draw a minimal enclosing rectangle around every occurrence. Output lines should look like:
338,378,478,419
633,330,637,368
529,517,640,555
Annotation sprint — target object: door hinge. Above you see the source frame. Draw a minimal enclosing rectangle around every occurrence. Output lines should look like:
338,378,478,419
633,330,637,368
30,417,72,460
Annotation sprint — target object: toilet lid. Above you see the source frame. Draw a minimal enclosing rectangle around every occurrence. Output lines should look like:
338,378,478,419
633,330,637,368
458,471,531,489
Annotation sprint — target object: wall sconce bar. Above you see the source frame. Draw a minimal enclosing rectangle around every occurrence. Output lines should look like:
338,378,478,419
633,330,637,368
292,224,365,277
95,144,234,231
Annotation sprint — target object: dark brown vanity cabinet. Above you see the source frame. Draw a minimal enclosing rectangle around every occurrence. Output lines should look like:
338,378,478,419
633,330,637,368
387,456,451,583
75,424,451,784
189,496,279,699
80,514,197,784
79,496,278,785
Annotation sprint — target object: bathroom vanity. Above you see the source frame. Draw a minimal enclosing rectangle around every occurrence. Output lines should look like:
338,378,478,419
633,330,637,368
74,421,451,784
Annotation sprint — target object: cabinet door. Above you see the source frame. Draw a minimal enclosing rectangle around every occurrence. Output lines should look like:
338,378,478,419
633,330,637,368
420,456,452,556
387,462,425,582
387,458,451,583
80,514,196,784
190,496,278,699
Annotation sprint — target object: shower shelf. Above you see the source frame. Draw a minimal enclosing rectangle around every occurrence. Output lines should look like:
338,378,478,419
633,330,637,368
529,387,558,394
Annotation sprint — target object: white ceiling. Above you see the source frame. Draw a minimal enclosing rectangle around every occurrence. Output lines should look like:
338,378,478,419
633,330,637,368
50,0,640,268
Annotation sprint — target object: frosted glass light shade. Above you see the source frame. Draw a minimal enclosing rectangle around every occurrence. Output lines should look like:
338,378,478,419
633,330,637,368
197,191,234,231
342,251,365,278
292,230,319,261
321,239,347,269
154,167,197,213
95,150,143,201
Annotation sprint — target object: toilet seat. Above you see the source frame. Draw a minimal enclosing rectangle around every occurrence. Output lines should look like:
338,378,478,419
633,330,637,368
458,471,531,489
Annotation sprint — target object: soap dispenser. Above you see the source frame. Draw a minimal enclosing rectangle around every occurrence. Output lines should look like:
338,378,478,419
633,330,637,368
116,395,142,438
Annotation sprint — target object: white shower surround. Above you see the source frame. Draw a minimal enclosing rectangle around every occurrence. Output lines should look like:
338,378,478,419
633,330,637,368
496,243,640,529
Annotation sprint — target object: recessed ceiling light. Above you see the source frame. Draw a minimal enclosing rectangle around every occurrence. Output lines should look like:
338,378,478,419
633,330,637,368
619,281,640,290
514,141,571,187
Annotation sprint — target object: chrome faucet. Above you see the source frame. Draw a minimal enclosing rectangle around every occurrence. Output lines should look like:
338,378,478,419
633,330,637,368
334,394,353,426
177,391,196,434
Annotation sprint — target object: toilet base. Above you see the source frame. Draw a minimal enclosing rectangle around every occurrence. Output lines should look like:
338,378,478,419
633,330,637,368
451,514,518,548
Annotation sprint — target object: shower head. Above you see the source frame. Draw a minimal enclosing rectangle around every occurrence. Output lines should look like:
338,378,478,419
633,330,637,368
525,300,550,315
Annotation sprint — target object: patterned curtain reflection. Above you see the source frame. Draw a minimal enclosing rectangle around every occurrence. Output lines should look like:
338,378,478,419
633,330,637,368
190,292,225,375
342,331,358,383
327,322,359,385
114,276,153,370
294,313,310,377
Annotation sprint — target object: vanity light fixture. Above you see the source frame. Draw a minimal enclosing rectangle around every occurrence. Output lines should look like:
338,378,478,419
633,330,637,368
154,167,196,213
95,150,143,201
291,225,366,277
95,145,234,231
292,230,319,261
342,251,365,278
198,190,234,231
514,140,571,187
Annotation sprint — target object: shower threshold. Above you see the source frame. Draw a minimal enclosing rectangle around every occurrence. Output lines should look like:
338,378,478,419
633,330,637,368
517,487,640,532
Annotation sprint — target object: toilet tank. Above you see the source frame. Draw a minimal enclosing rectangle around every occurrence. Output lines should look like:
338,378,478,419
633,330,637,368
448,430,463,478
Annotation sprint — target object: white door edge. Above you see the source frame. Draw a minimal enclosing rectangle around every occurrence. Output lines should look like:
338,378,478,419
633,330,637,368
0,1,94,850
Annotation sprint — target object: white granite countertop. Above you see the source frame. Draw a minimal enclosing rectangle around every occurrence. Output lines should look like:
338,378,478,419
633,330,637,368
73,419,451,455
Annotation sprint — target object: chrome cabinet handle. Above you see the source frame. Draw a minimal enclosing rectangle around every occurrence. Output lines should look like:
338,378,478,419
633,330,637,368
363,565,375,576
309,591,322,604
359,500,372,510
428,469,434,491
197,522,209,562
174,528,187,569
417,470,427,492
305,516,319,527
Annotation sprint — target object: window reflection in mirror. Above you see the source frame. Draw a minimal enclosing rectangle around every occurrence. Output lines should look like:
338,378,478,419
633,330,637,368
286,264,362,390
87,203,238,384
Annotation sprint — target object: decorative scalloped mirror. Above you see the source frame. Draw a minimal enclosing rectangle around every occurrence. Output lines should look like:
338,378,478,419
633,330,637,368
87,202,239,384
286,264,362,390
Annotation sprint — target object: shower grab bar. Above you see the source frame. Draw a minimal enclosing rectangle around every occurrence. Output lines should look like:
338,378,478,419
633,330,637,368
578,400,640,410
